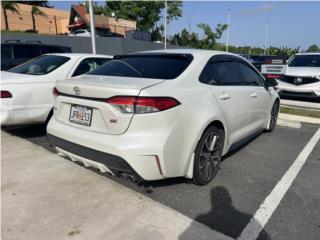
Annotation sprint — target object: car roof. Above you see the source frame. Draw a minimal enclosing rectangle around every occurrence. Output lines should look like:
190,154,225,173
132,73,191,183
129,48,243,58
295,52,320,56
45,53,113,58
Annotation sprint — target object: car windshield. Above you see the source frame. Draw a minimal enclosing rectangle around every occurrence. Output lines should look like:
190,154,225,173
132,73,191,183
288,55,320,67
8,55,70,75
87,54,193,79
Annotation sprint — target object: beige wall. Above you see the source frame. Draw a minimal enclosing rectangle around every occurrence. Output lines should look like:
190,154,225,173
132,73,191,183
1,3,70,34
1,3,137,36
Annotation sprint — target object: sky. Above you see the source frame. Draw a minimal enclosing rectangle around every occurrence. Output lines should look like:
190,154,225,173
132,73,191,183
51,1,320,50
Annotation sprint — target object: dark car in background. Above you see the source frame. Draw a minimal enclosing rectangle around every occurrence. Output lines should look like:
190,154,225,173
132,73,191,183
249,55,287,71
1,41,72,70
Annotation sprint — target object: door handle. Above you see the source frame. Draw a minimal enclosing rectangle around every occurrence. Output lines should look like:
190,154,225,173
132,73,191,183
251,92,258,98
219,92,231,100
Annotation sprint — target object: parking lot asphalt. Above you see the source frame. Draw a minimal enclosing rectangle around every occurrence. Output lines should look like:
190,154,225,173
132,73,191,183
3,123,320,240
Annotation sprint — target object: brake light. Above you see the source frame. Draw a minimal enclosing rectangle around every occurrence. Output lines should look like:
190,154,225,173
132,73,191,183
52,87,59,97
1,90,12,98
106,96,180,114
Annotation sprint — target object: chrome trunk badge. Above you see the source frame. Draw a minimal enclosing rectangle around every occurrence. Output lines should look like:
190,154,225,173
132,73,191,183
73,86,81,96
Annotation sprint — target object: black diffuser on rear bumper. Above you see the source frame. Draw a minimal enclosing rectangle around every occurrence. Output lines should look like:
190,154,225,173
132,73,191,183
47,134,143,181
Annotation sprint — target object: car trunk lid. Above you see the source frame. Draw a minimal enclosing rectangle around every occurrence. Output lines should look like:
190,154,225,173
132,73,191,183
54,75,164,135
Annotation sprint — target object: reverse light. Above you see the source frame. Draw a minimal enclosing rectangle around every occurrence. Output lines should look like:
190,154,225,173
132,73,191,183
106,96,180,114
1,90,12,98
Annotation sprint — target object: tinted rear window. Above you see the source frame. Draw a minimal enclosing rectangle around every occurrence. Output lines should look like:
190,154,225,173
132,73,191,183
8,55,70,75
88,54,193,79
288,55,320,67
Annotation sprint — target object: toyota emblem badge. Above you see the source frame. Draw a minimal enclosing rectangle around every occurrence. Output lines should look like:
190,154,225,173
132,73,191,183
73,86,81,96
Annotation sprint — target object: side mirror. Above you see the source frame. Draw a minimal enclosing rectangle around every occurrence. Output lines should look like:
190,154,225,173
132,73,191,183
265,78,278,89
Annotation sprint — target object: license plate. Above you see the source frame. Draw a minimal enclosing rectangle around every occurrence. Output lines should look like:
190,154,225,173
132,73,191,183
69,105,92,126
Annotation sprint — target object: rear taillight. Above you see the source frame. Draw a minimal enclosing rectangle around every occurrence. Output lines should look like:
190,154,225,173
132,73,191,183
106,96,180,114
52,87,59,97
1,90,12,98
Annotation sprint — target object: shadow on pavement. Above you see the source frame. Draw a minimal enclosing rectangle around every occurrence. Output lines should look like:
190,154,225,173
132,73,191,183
179,186,271,240
2,125,53,152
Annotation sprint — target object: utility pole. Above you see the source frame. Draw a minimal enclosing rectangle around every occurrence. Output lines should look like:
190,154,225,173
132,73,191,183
226,9,231,52
164,0,167,50
88,0,97,54
264,22,269,55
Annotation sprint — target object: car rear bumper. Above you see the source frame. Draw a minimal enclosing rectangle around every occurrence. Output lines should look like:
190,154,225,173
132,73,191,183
1,109,14,126
47,116,171,181
47,134,144,181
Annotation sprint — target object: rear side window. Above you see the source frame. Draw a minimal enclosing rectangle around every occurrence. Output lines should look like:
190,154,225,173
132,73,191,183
88,54,193,79
14,45,40,58
1,45,12,59
199,61,242,86
237,63,264,86
8,55,70,75
72,57,111,77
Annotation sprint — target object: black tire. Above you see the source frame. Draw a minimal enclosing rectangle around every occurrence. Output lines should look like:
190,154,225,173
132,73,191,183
193,126,224,186
267,101,279,132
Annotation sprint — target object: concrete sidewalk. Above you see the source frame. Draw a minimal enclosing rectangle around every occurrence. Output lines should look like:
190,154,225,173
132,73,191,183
1,131,233,240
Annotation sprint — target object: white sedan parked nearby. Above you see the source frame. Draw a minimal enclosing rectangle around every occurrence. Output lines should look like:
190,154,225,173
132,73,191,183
276,53,320,100
1,53,112,126
47,49,279,185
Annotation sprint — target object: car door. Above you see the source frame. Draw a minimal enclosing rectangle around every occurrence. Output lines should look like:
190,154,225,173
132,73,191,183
236,61,272,131
199,57,253,144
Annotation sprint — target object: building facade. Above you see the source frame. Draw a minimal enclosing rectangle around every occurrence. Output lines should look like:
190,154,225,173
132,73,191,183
1,3,136,36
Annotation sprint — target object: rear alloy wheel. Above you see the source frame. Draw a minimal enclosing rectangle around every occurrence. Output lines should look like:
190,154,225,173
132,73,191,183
193,126,223,186
268,101,279,132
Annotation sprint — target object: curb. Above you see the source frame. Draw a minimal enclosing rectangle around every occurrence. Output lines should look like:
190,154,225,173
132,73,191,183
279,113,320,125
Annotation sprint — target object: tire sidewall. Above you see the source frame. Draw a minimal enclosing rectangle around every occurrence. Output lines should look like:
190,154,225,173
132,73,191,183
193,126,223,186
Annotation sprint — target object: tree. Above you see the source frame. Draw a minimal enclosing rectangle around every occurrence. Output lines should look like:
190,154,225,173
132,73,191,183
197,23,228,49
15,1,53,8
1,1,19,30
306,44,320,52
31,5,47,32
101,1,183,32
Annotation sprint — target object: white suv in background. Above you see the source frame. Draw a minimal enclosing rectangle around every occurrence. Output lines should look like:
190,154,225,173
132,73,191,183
277,53,320,100
47,49,279,186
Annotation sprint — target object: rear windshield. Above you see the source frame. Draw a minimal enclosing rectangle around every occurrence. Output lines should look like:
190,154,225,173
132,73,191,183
288,55,320,67
87,54,193,79
8,55,70,75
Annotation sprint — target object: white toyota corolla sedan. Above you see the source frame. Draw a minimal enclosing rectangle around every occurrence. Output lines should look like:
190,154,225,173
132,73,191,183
1,53,112,126
47,49,279,185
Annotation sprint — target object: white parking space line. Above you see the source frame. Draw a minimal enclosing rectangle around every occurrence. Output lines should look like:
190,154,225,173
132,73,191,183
238,128,320,240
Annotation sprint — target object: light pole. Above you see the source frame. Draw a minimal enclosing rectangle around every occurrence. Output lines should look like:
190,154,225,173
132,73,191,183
164,0,167,50
264,22,269,55
226,9,231,52
88,0,97,54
